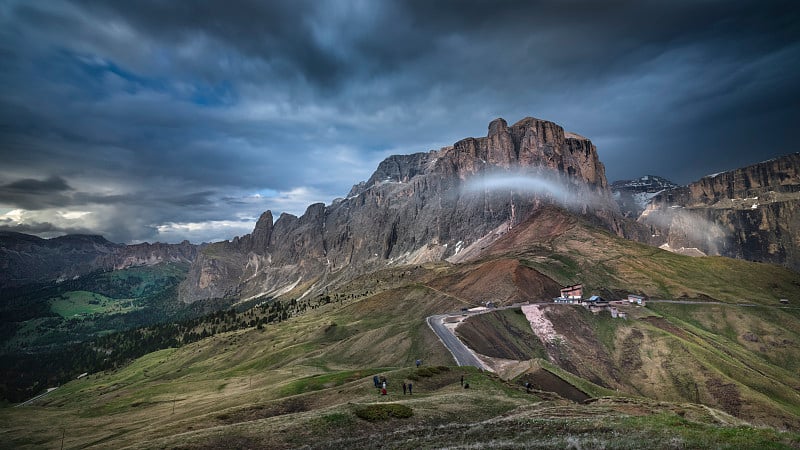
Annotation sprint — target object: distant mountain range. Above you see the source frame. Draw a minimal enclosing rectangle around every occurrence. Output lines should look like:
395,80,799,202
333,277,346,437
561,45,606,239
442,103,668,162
0,232,197,288
2,119,798,299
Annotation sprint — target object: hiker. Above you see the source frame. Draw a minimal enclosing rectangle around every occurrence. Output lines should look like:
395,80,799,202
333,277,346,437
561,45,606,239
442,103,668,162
373,375,380,388
408,382,413,395
460,375,464,387
382,380,387,389
415,359,421,368
381,387,387,396
403,382,407,395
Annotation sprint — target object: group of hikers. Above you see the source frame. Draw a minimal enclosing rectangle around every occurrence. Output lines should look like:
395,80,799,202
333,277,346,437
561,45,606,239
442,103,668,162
372,359,476,396
372,374,413,396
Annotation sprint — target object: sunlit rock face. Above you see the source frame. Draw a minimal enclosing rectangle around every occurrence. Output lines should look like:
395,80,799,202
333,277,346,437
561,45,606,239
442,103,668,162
639,153,800,270
179,117,622,303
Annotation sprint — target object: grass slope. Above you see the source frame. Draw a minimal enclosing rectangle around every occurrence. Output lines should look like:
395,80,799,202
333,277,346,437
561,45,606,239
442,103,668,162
3,207,800,447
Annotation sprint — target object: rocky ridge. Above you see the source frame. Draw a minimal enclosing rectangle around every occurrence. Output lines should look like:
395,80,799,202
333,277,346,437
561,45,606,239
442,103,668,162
179,117,619,303
640,153,800,269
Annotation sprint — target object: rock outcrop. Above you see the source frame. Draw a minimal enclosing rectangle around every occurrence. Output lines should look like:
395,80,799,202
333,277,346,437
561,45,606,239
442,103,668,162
639,153,800,270
179,117,620,303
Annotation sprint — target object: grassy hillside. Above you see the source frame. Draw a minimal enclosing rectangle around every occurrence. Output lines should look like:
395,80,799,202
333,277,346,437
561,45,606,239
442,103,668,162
3,207,800,447
3,279,800,448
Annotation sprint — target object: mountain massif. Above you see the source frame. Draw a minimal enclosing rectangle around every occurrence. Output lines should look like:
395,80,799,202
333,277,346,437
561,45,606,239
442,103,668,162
640,153,800,269
178,117,619,303
4,122,798,301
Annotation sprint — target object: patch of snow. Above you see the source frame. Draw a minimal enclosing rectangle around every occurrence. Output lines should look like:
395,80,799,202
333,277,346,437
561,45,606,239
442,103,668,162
633,190,663,210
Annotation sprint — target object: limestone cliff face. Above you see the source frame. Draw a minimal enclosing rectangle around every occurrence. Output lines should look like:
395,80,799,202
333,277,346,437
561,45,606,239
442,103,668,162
640,153,800,270
179,117,619,303
0,233,198,288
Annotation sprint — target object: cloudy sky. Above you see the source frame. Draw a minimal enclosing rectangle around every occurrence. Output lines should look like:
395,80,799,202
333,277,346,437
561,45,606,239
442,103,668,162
1,0,798,244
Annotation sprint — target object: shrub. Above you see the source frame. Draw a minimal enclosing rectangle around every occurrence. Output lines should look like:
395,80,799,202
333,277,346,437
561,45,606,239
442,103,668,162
354,403,413,421
414,365,451,378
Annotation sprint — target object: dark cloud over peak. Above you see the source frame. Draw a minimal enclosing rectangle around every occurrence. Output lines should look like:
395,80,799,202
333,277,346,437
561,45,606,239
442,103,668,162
0,0,797,243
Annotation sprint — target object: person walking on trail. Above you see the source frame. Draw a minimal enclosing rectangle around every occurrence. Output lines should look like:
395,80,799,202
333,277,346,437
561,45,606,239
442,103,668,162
373,375,380,388
408,382,413,395
381,387,387,396
382,380,387,389
415,359,421,368
460,375,464,387
402,382,407,395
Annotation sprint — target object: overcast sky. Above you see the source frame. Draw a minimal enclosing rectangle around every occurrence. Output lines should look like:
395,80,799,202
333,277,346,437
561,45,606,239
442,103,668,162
1,0,798,244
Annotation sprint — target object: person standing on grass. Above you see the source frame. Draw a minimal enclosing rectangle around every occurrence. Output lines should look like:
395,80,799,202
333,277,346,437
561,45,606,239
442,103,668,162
373,375,380,388
403,382,407,395
460,375,464,387
408,382,413,395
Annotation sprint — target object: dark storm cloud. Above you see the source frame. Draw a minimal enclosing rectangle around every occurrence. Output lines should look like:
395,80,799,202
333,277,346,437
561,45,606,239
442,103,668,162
0,0,797,243
2,176,72,194
0,176,74,210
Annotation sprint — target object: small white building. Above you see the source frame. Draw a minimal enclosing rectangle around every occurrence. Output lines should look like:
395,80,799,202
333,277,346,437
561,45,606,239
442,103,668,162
628,294,646,306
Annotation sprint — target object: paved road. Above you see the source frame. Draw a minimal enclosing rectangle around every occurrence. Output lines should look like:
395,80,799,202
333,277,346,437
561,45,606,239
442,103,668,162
426,313,487,369
15,387,57,407
646,299,800,308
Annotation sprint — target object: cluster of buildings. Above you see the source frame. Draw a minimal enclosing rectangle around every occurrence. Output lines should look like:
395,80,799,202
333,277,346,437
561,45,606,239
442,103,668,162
552,284,647,319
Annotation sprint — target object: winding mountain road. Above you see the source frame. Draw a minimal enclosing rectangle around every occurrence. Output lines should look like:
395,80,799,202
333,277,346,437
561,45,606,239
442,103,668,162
427,314,487,369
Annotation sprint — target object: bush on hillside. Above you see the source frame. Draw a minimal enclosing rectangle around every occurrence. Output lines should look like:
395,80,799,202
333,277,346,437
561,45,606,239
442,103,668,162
409,365,451,380
354,403,413,421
